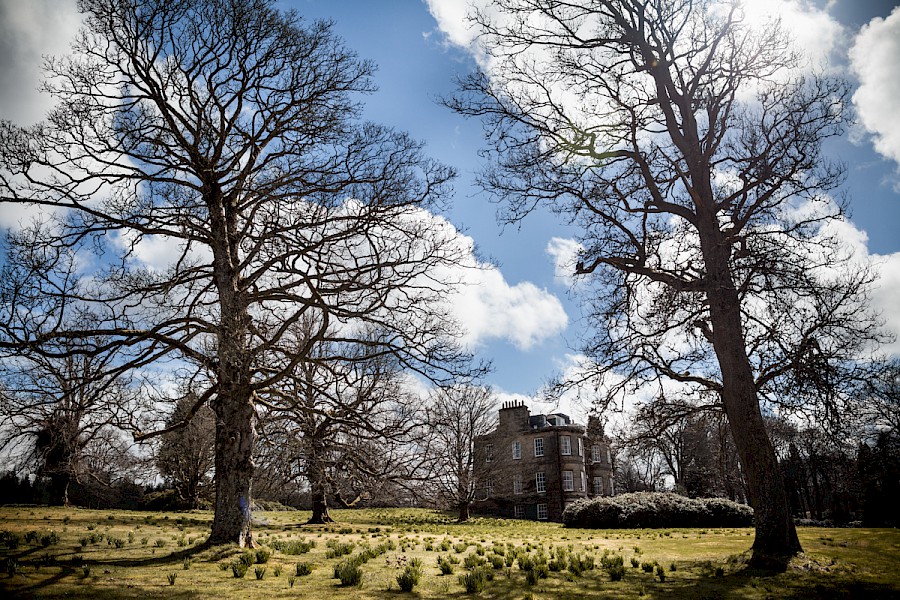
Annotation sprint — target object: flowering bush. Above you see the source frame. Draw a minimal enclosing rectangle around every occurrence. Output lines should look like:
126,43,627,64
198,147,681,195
562,492,753,528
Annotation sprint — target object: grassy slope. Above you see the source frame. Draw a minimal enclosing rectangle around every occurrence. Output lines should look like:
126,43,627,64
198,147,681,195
0,506,898,599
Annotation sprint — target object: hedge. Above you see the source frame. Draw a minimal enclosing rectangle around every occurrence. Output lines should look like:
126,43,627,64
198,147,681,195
561,492,754,529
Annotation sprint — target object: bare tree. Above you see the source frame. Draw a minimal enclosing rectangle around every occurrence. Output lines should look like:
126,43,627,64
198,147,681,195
257,323,429,524
621,395,746,500
449,0,885,567
156,392,216,509
0,329,139,506
423,384,497,521
0,0,472,546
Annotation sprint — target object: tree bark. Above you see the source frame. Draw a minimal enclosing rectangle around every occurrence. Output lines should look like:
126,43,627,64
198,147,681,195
207,196,255,546
50,473,70,507
458,501,470,522
307,484,334,524
208,388,255,545
701,221,801,569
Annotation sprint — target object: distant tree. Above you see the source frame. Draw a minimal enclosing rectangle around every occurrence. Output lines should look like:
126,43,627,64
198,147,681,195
0,332,138,506
423,384,496,521
449,0,885,567
255,318,431,524
1,0,472,545
156,393,216,509
623,396,746,500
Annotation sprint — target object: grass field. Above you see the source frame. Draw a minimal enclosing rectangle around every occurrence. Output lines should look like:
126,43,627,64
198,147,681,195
1,506,898,598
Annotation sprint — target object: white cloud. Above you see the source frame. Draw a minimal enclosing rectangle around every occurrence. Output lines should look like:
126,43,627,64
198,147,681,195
0,0,81,125
451,263,569,351
872,252,900,356
850,7,900,170
545,236,583,286
728,0,844,68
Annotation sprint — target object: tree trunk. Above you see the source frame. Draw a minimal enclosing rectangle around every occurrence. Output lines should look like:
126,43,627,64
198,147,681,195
307,485,334,524
458,501,470,522
207,189,255,547
208,388,255,546
702,226,801,569
50,473,70,507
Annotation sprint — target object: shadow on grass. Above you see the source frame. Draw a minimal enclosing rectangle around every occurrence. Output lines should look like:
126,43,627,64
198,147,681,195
0,542,236,599
429,566,900,600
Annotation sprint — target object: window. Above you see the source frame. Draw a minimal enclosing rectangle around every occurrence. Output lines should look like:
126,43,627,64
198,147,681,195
577,437,583,457
513,474,523,495
560,435,571,455
536,472,546,493
593,476,604,495
562,470,574,491
608,477,614,495
514,505,526,519
537,503,548,520
581,471,587,492
606,448,612,464
592,445,601,463
486,479,494,496
485,443,493,462
534,437,544,457
512,440,521,460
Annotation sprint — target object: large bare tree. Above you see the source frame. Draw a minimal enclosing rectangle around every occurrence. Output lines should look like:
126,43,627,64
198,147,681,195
449,0,884,567
0,0,471,546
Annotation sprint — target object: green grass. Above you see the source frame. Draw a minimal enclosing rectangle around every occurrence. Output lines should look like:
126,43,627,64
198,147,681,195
0,506,898,598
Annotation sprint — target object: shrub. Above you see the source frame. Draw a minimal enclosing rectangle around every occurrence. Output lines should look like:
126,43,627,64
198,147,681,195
254,566,266,580
601,554,624,570
609,564,626,581
463,554,486,570
656,564,666,582
1,531,21,549
437,555,455,575
334,559,363,587
459,568,488,593
396,565,421,592
238,551,256,567
272,539,315,555
325,541,355,559
562,492,753,529
295,561,315,576
167,572,177,586
231,561,248,578
255,548,271,564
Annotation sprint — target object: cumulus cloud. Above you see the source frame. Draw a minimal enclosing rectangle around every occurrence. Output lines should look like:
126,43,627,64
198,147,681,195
850,7,900,170
0,0,81,125
545,237,583,286
448,255,569,351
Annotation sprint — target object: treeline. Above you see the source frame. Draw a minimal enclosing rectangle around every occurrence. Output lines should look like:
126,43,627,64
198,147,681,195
614,396,900,527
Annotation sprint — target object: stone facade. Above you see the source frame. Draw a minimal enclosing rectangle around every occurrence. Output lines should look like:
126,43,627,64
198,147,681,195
473,402,615,521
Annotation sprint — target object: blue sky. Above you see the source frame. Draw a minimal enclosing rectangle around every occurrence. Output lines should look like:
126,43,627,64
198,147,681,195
0,0,898,416
295,0,900,404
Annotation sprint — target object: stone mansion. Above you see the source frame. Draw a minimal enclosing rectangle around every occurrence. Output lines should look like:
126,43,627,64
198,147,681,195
473,401,615,521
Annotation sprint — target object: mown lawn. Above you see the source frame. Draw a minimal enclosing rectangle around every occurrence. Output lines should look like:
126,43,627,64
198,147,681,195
1,506,898,598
